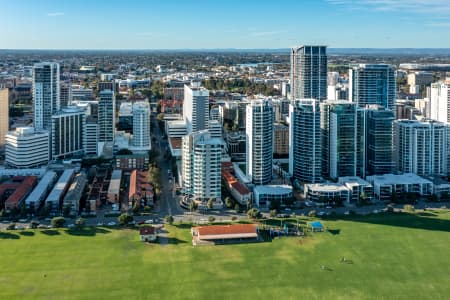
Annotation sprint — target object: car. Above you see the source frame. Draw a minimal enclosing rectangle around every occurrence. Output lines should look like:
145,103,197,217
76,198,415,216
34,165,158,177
344,211,350,215
67,224,75,228
38,225,47,229
305,201,314,207
325,206,332,209
46,225,52,229
128,221,136,225
107,221,116,226
18,218,28,223
317,212,325,216
285,208,292,212
137,221,145,225
2,220,9,224
144,219,153,224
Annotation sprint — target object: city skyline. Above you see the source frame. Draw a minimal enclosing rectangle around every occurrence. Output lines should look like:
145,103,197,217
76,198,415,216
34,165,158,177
2,0,450,49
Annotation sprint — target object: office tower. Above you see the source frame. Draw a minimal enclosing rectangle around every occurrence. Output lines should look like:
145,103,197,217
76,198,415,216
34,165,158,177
33,62,60,130
394,119,448,176
183,82,209,133
98,89,115,142
290,46,327,100
5,127,49,168
208,120,222,139
98,81,115,93
430,81,450,123
51,107,86,159
0,88,8,147
131,101,151,150
321,100,364,180
182,130,222,201
60,82,72,107
273,123,289,156
85,118,99,156
246,99,273,185
289,99,322,183
349,64,396,110
407,72,433,95
365,105,395,176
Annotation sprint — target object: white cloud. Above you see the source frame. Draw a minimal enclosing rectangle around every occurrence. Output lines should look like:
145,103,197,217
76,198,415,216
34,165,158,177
327,0,450,13
47,12,64,17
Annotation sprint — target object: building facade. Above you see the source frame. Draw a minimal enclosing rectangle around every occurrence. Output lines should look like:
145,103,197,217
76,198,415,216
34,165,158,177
33,62,60,131
51,107,86,159
0,88,8,147
289,99,322,183
430,81,450,123
5,127,49,168
98,89,115,142
349,64,396,110
183,82,209,133
394,119,448,177
290,46,327,100
246,99,273,185
132,101,151,150
182,130,222,201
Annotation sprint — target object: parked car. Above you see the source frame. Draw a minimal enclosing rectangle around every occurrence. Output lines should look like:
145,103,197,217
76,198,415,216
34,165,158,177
97,222,104,227
67,224,75,228
144,219,153,224
107,221,116,226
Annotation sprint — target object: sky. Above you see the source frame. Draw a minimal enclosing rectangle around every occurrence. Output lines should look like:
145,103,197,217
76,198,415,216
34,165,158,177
1,0,450,49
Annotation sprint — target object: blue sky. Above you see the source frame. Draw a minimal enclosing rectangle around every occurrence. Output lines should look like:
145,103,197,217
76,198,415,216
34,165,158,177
1,0,450,49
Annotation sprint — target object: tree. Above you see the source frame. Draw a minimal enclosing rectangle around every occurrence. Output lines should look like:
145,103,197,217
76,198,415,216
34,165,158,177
75,217,85,228
207,198,214,210
247,208,261,220
208,216,215,223
225,197,233,209
165,215,174,224
231,216,238,221
30,220,39,229
234,203,241,213
360,192,368,205
143,205,152,213
51,217,66,228
270,209,278,218
189,201,198,211
403,204,415,213
308,210,316,217
118,213,134,225
7,223,16,230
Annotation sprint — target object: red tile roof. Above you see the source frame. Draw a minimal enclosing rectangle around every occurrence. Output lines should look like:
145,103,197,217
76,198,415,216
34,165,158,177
139,226,155,235
194,224,257,236
4,176,37,209
231,181,251,195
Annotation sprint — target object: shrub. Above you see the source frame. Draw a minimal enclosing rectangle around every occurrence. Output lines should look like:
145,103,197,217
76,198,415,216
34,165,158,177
208,216,215,223
51,217,66,228
118,213,134,225
247,208,261,219
7,223,16,230
269,209,278,218
231,216,238,221
308,210,316,217
165,215,174,224
403,204,415,213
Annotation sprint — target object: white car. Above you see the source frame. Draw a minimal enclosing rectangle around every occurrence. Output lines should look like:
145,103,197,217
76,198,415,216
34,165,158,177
67,224,75,228
97,222,104,226
317,212,325,216
144,219,153,224
107,221,116,226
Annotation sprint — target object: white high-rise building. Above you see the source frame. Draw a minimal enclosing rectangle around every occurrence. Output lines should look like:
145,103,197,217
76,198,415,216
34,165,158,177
246,99,273,185
5,127,49,168
289,99,322,183
51,107,86,159
349,64,396,110
290,46,327,100
98,89,115,142
394,119,448,177
0,88,8,147
430,81,450,123
131,101,151,150
33,62,60,130
183,82,209,133
182,130,222,201
85,119,99,156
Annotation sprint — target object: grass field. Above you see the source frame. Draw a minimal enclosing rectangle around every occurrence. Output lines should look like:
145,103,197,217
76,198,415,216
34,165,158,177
0,211,449,300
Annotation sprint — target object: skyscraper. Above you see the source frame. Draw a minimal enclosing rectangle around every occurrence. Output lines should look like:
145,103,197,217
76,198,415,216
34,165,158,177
98,89,115,142
394,119,448,177
33,62,60,130
182,130,222,201
132,101,151,150
183,82,209,133
290,46,327,100
365,105,395,176
321,100,364,180
289,99,322,183
0,88,9,147
246,99,273,185
60,82,72,107
349,64,396,110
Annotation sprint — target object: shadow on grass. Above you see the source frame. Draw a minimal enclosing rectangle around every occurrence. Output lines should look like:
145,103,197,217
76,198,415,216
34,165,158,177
41,230,61,236
172,223,193,229
323,212,450,233
0,231,20,239
19,231,35,237
167,237,187,245
65,227,111,236
328,229,340,235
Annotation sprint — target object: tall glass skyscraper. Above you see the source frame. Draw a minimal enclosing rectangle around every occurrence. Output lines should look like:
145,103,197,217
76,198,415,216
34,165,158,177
349,64,396,110
290,46,327,100
246,99,273,185
289,99,322,183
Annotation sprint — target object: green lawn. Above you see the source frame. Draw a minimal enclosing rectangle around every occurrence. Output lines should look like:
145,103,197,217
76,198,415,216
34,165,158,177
1,211,450,300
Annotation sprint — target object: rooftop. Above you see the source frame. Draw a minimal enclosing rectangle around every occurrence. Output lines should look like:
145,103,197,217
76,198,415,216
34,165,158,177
193,224,257,237
367,173,432,186
253,185,293,195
